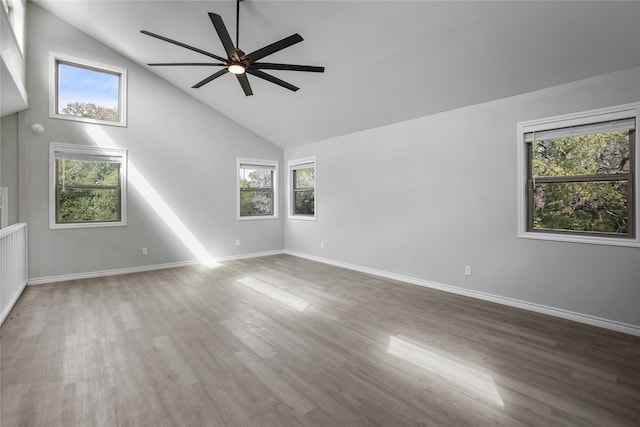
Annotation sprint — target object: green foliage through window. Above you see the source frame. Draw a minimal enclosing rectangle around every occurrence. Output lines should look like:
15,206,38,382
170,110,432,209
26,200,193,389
56,158,122,223
293,168,315,216
532,181,628,234
527,127,634,237
239,164,275,217
61,102,119,122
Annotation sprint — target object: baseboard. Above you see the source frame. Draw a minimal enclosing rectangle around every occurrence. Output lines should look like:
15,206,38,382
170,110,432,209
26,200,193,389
284,250,640,337
27,250,285,286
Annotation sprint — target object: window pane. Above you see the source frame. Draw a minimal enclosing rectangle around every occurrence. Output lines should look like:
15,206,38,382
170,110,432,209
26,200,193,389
532,181,629,234
57,159,120,187
532,131,630,177
294,168,315,189
58,63,120,122
240,167,273,189
240,190,274,216
58,188,120,223
294,191,315,215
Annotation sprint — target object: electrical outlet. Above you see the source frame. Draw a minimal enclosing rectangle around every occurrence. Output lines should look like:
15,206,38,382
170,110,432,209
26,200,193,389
320,241,325,249
235,239,241,247
142,248,148,256
464,265,472,276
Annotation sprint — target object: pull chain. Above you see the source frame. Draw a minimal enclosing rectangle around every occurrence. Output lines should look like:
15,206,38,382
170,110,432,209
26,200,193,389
62,153,66,192
531,130,536,194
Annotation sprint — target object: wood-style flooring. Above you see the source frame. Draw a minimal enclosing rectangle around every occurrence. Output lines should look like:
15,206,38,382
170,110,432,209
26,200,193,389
1,254,639,426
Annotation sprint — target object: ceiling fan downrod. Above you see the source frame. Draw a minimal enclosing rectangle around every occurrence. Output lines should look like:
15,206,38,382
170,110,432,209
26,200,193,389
236,0,242,49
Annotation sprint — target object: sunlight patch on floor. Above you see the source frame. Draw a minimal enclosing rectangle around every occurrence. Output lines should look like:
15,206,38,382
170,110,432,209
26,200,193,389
237,276,310,312
84,126,219,268
387,335,504,407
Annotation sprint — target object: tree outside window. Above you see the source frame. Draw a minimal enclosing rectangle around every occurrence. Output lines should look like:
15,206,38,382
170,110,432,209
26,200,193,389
529,128,632,235
289,157,316,219
56,158,121,223
518,104,638,247
50,53,127,127
293,168,315,216
50,143,127,229
238,160,278,219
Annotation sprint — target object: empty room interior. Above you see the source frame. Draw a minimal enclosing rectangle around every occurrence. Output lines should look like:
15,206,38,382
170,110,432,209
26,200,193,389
2,1,640,425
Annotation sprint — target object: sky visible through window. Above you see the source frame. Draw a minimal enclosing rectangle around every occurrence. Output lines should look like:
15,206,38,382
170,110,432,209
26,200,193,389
58,63,119,111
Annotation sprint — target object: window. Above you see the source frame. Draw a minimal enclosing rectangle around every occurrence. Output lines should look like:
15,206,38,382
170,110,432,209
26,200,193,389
518,103,639,247
50,143,127,229
238,159,278,219
50,53,127,126
289,157,316,219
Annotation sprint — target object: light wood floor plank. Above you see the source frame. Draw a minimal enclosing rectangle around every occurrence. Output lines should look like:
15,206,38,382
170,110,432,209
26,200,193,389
2,254,639,426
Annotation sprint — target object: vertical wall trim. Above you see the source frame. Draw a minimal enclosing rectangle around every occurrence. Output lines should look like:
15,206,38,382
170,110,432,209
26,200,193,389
17,110,28,223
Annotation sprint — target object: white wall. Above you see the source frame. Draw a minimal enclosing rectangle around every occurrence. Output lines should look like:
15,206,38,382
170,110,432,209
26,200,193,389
1,0,28,116
285,66,640,329
1,113,19,225
23,3,283,280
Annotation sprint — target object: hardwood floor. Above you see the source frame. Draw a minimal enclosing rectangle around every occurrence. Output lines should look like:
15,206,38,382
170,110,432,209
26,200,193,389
1,254,639,426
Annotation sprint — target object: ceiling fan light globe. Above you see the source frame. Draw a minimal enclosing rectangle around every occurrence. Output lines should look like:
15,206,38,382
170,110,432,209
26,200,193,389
228,63,246,74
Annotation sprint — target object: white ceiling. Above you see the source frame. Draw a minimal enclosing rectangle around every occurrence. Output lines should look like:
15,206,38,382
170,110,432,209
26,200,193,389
34,1,640,148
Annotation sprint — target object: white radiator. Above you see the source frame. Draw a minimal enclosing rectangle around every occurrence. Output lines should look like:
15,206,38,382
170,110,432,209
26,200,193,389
0,223,28,326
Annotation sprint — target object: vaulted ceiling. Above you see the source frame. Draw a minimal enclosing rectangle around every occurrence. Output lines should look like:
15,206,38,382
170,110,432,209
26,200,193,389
34,1,640,148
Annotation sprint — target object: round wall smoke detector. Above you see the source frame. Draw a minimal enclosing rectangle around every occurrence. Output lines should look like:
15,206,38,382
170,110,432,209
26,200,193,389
31,124,45,134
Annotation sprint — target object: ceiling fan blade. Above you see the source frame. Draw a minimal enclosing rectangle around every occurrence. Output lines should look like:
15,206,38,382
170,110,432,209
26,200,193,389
148,63,227,67
251,63,325,73
141,30,227,63
247,69,299,92
236,74,253,96
243,34,304,63
192,69,229,89
208,13,239,62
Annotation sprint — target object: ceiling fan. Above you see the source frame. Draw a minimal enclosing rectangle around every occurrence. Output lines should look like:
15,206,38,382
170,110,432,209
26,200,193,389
140,0,324,96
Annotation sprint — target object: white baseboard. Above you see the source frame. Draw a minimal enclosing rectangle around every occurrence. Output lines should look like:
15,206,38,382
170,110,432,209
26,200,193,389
284,250,640,337
27,250,284,285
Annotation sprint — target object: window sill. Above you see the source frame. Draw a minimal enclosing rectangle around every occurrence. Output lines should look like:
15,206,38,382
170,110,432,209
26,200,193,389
237,216,279,221
50,113,127,128
518,231,639,248
288,215,316,221
50,221,127,230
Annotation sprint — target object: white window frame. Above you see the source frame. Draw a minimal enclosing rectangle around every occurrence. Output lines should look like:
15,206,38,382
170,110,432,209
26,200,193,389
49,142,128,229
517,102,639,247
288,156,316,221
49,52,128,127
237,158,279,220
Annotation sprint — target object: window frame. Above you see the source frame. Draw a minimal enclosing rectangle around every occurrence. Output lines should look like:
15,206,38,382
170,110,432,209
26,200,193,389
517,103,639,247
288,156,316,221
237,158,278,220
49,142,128,229
49,52,128,127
